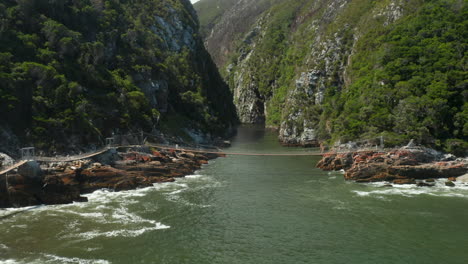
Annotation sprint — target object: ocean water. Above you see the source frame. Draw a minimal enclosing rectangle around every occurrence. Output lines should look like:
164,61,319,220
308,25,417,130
1,125,468,264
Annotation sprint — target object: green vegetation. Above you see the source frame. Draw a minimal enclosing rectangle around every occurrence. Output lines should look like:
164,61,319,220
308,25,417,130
323,0,467,149
0,0,236,152
199,0,466,153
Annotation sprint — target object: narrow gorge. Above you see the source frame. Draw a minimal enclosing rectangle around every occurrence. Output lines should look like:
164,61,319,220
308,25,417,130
196,0,467,151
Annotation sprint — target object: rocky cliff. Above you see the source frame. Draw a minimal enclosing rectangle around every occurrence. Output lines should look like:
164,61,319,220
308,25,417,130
0,0,237,155
195,0,282,68
196,0,467,152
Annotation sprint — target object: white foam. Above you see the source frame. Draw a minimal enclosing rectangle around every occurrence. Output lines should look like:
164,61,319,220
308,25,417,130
74,223,170,240
86,247,101,252
52,210,105,219
184,174,203,179
0,244,8,250
41,254,110,264
353,179,468,198
83,187,153,203
9,225,27,229
164,191,211,208
0,205,44,217
168,189,185,195
152,181,188,191
0,260,23,264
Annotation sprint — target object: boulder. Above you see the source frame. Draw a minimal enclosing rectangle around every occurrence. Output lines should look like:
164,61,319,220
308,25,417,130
114,160,137,166
0,153,14,168
417,182,434,187
445,181,455,187
393,178,416,184
40,175,86,205
344,163,388,181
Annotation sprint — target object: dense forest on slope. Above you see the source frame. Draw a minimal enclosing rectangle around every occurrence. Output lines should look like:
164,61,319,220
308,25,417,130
0,0,236,154
196,0,467,154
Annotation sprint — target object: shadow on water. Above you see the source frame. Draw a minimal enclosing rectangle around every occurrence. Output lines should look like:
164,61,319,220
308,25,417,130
232,124,266,144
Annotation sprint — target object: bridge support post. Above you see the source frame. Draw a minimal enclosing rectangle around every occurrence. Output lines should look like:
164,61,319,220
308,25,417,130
20,147,35,160
106,137,115,148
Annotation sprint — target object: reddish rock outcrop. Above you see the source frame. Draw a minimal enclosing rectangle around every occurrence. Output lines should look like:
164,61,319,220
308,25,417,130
0,147,223,208
317,147,468,183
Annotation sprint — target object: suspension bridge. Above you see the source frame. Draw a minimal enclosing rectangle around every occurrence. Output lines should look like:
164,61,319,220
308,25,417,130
0,144,325,176
1,131,386,176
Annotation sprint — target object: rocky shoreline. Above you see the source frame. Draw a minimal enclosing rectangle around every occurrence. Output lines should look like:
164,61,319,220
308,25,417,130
0,146,224,208
317,146,468,186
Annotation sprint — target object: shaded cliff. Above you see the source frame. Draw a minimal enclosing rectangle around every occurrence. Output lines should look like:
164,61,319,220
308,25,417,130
196,0,467,152
0,0,237,155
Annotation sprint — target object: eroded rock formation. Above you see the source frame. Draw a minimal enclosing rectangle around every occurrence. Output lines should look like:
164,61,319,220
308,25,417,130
0,147,224,208
317,147,468,184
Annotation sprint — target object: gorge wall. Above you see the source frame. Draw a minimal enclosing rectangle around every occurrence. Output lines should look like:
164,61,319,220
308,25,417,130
0,0,237,155
196,0,467,151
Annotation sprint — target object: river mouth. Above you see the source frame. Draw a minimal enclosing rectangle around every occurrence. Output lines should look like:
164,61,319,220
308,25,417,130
1,125,468,264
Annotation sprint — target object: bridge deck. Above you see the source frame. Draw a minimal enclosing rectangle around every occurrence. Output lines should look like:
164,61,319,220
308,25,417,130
0,160,28,175
34,147,109,163
0,144,327,175
146,144,323,156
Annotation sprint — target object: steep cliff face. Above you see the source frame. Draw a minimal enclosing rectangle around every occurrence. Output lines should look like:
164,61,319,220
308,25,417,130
197,0,467,148
0,0,236,154
195,0,283,67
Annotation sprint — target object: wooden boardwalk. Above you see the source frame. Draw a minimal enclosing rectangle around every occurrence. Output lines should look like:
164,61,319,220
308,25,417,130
0,160,27,175
0,148,109,175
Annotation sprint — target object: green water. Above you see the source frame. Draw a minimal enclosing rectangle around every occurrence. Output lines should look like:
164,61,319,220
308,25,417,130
1,125,468,264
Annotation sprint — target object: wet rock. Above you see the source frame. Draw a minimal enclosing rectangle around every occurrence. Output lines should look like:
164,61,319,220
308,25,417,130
425,179,435,183
448,177,457,181
40,175,85,205
113,178,148,191
355,179,371,183
7,188,39,208
445,181,455,187
417,182,434,187
393,179,416,185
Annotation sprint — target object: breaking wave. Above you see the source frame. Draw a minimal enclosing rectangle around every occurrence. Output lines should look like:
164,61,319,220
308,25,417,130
353,179,468,198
